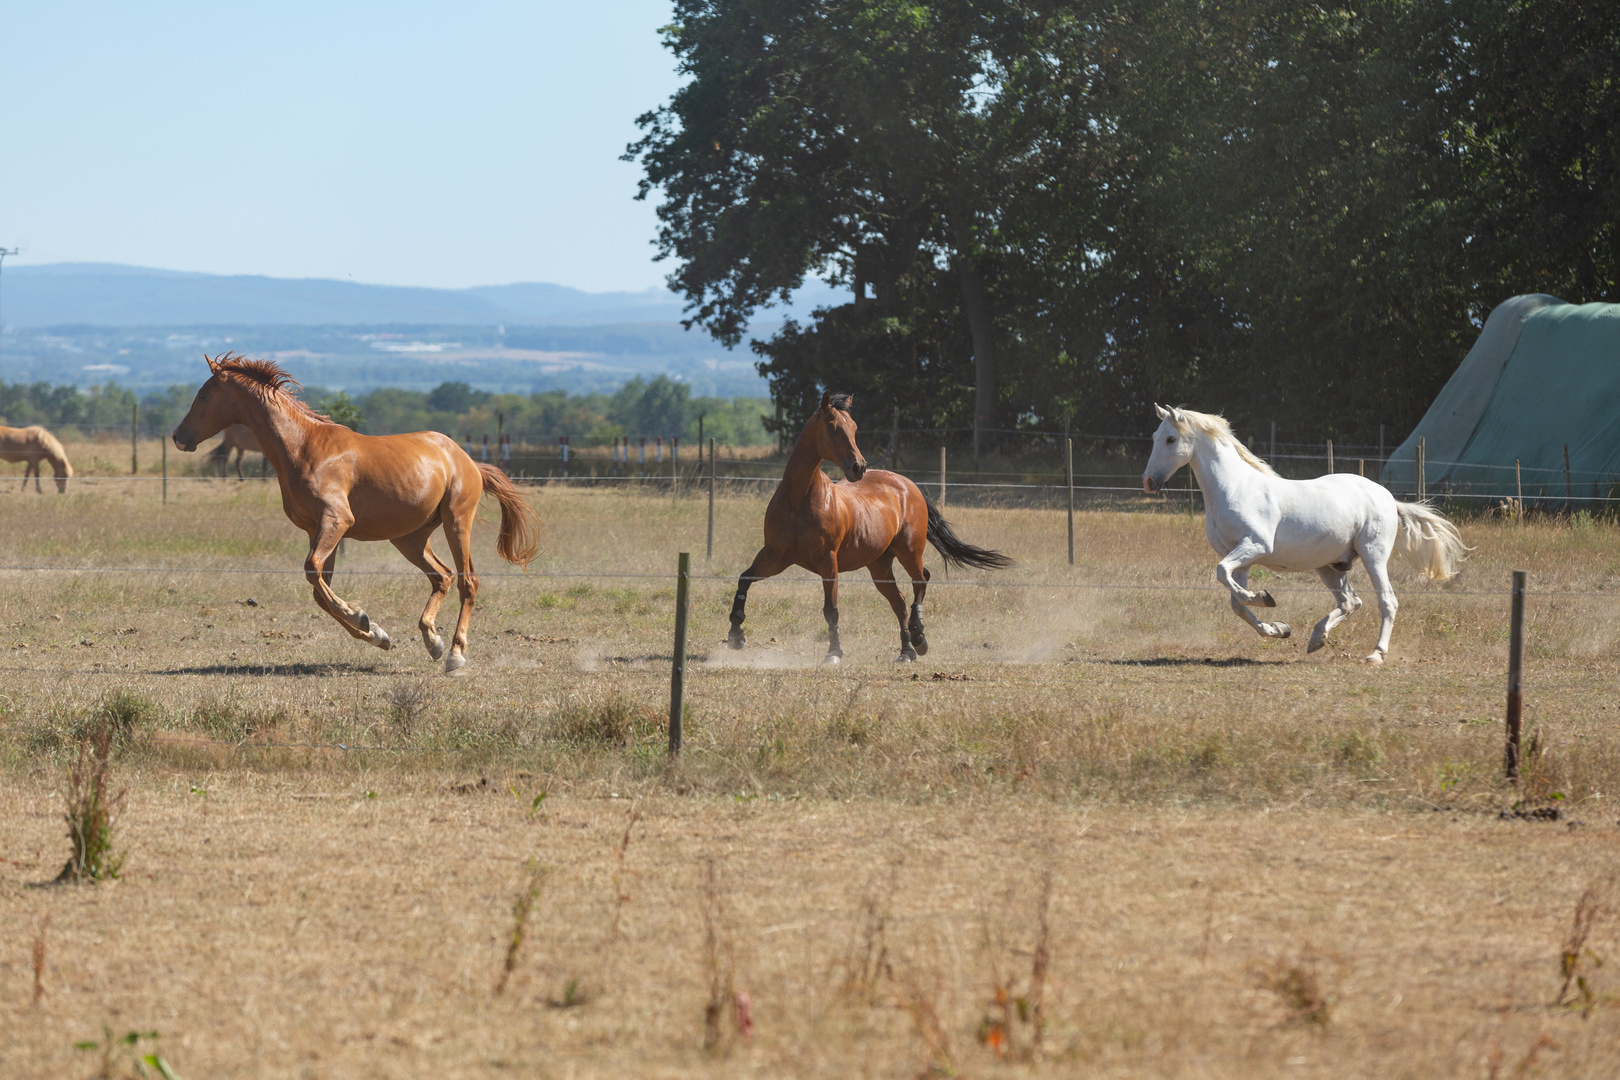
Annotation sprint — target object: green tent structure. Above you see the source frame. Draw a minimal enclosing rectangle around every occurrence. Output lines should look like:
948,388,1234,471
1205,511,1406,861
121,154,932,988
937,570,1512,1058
1382,295,1620,506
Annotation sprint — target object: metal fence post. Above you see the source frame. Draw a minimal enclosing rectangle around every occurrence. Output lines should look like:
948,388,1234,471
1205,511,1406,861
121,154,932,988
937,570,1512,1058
706,438,715,561
161,438,167,505
1065,437,1075,566
1505,569,1526,780
669,551,690,757
131,403,139,475
939,446,946,505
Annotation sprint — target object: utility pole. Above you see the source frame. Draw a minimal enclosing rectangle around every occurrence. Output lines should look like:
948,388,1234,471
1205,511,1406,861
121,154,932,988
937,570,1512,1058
0,247,17,365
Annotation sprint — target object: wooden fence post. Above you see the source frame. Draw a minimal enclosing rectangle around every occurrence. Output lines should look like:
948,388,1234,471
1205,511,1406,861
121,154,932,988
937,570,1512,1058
1416,437,1426,501
669,551,690,757
131,403,139,475
1066,437,1075,566
706,438,716,561
161,437,167,505
1505,570,1526,780
939,446,946,505
1516,459,1523,521
1326,439,1334,474
1564,444,1572,512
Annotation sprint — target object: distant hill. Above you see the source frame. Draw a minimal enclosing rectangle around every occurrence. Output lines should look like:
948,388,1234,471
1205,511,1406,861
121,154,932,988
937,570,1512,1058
0,262,840,327
0,263,843,396
0,263,694,326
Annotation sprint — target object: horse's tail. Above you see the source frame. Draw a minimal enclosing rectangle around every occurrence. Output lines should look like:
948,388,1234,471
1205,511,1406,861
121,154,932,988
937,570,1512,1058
1394,501,1469,581
924,495,1012,571
33,427,73,486
477,463,540,568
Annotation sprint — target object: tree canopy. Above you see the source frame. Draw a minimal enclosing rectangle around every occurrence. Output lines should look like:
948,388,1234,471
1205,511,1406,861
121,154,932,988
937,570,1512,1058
627,0,1620,445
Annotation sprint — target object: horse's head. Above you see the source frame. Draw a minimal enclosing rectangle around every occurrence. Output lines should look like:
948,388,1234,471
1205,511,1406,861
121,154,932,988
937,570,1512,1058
1142,404,1194,493
813,391,866,480
171,356,248,452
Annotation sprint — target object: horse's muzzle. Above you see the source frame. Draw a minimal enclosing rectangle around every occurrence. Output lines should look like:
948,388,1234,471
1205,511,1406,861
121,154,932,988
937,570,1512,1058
172,430,196,453
1142,475,1161,494
846,461,867,481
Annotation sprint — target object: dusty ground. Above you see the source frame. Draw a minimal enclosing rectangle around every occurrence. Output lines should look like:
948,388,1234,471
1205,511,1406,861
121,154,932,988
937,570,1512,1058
2,480,1619,1077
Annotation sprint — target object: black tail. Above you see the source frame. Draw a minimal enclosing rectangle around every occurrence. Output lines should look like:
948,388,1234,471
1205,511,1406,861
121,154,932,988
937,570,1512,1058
924,496,1012,571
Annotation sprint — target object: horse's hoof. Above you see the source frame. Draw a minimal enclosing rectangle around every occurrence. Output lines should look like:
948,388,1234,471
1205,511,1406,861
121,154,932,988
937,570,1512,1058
444,653,467,675
1306,635,1326,654
357,611,371,632
823,653,841,666
1363,651,1385,666
896,648,917,663
1271,622,1292,639
370,627,391,650
911,632,929,657
727,628,746,650
425,633,445,661
1253,591,1277,608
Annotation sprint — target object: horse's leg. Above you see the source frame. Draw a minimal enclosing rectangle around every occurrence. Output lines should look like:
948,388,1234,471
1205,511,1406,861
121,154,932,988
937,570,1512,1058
1360,553,1399,665
439,505,479,675
234,449,245,482
816,553,843,663
1227,568,1291,640
893,543,930,657
305,516,392,649
1307,563,1362,654
727,546,790,650
25,458,39,494
1215,538,1280,607
390,524,453,661
868,555,916,662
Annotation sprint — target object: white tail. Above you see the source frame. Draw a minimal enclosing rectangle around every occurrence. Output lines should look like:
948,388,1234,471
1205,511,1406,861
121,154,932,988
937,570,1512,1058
1394,502,1469,581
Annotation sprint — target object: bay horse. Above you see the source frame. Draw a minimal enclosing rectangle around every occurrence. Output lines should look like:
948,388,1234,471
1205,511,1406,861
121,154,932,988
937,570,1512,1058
209,424,265,479
0,424,74,494
172,354,539,673
728,392,1010,664
1142,405,1468,663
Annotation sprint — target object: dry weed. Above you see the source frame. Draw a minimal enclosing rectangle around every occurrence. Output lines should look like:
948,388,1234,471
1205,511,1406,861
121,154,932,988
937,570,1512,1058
700,856,749,1051
839,860,899,1004
1252,946,1345,1027
495,857,547,996
1556,875,1617,1016
55,715,126,884
976,869,1053,1062
32,912,49,1005
384,678,435,736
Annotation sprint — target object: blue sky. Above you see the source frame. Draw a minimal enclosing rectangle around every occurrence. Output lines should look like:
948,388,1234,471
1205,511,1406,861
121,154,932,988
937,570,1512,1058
1,2,687,292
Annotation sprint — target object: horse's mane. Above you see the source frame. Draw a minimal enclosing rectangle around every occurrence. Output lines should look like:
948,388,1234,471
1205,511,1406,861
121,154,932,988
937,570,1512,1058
210,353,328,422
1172,409,1277,476
827,393,854,413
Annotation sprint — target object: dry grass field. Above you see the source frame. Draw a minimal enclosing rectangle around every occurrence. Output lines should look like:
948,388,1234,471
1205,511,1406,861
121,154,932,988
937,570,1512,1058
2,468,1619,1078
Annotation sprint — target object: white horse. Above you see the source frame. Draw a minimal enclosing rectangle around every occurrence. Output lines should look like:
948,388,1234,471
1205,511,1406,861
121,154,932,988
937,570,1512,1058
1141,405,1468,663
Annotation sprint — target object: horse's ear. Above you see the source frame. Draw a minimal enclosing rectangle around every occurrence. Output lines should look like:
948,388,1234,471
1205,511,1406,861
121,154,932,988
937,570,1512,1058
1154,403,1170,420
820,390,831,411
1169,406,1185,424
845,395,855,410
205,354,220,375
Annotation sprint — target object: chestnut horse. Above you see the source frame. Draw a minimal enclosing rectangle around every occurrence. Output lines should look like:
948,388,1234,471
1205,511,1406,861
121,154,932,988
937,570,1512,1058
727,393,1010,663
209,424,265,479
172,354,539,673
0,424,74,494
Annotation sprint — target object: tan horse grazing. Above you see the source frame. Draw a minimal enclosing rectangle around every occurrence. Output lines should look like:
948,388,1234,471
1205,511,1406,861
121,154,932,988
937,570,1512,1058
172,354,539,673
727,393,1011,664
0,425,74,494
209,424,265,479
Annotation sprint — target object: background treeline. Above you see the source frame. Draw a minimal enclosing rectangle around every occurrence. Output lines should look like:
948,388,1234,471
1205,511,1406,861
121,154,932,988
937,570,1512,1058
628,0,1620,446
0,376,773,446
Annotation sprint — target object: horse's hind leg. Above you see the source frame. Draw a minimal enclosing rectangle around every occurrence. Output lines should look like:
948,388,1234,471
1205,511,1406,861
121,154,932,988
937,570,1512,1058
868,555,916,662
1360,553,1399,665
390,524,453,661
1227,568,1291,640
439,505,479,674
893,544,930,656
306,516,392,650
23,459,38,494
1307,563,1362,655
727,546,790,650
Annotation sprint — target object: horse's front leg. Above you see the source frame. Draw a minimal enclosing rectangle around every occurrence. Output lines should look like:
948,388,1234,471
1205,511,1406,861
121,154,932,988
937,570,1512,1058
1215,539,1280,608
817,554,842,663
727,546,789,650
306,515,391,650
1226,567,1291,640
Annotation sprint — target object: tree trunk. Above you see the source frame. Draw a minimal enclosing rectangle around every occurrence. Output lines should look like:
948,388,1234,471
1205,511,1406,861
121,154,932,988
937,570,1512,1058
955,252,996,463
